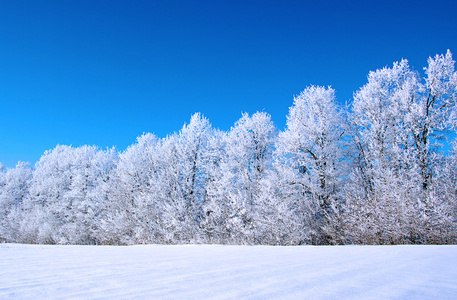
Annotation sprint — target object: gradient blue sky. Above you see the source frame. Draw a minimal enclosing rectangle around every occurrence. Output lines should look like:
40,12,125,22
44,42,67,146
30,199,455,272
1,0,456,168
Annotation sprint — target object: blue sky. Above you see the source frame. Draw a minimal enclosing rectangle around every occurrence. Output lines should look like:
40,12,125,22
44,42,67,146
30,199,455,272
1,0,456,168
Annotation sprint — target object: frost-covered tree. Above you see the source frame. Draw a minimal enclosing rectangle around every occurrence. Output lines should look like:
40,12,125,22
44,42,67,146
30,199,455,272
102,133,166,244
408,51,457,243
162,113,213,242
20,145,116,244
62,146,117,244
207,112,276,244
410,50,457,193
345,51,457,244
0,162,32,242
113,113,214,244
200,128,229,243
433,142,457,243
177,113,212,224
344,59,418,244
276,86,346,244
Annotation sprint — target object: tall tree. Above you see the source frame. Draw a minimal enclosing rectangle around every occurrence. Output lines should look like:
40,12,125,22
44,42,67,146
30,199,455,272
21,145,116,244
409,50,457,193
345,51,457,244
102,133,165,244
0,162,32,242
276,86,346,244
208,112,276,244
345,59,417,244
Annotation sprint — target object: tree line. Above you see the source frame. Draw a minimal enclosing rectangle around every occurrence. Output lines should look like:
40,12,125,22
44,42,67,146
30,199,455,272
1,51,456,245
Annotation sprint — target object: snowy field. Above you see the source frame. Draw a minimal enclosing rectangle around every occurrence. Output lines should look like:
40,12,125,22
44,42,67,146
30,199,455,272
1,244,456,299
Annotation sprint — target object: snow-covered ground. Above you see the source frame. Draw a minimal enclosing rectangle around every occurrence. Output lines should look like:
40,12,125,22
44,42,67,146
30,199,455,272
0,243,456,299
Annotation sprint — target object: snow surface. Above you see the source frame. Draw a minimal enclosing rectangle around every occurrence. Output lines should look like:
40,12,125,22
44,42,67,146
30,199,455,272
0,244,456,299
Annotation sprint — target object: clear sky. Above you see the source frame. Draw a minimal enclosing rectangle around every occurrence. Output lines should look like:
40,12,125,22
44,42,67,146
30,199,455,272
1,0,456,168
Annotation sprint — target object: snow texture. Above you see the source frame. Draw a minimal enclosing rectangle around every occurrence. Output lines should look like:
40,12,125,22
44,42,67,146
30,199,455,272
1,243,456,299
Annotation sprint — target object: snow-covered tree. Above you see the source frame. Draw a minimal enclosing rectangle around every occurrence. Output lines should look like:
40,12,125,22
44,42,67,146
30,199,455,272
157,113,213,243
433,142,457,243
344,59,418,244
107,113,214,244
199,128,229,243
20,145,116,244
0,162,33,242
102,133,164,244
410,50,457,192
404,52,457,244
276,86,346,244
344,51,457,244
177,113,212,226
207,112,276,244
